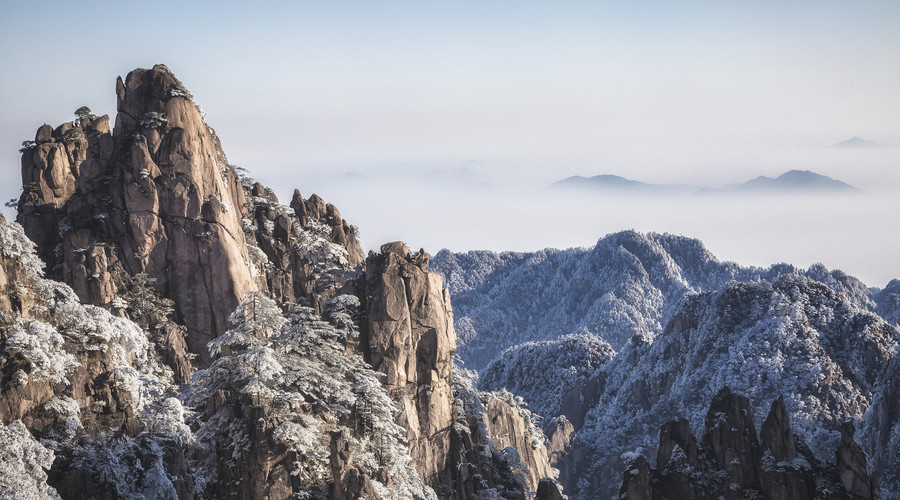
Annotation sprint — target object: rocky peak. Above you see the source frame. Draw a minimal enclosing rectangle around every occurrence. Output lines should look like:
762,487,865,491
362,242,556,497
15,65,365,375
702,386,761,487
17,65,254,371
619,387,876,499
656,418,698,470
618,454,652,500
760,395,796,462
363,242,456,490
547,415,575,468
290,189,362,267
837,421,876,498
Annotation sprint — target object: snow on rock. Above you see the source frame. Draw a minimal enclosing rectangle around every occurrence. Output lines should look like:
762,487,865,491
575,274,897,498
435,231,900,499
478,333,614,427
0,420,61,500
186,292,437,500
2,218,190,498
432,231,886,372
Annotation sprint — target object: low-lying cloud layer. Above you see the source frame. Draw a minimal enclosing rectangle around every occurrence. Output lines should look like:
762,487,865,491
259,145,900,289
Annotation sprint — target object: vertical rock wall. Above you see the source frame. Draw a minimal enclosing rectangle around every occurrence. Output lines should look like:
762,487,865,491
483,397,554,493
17,65,256,367
112,65,255,361
364,242,456,490
15,65,364,371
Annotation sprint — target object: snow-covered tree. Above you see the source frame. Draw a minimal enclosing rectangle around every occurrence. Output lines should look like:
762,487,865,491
123,273,175,331
207,291,286,357
186,292,435,499
0,421,61,500
2,219,195,497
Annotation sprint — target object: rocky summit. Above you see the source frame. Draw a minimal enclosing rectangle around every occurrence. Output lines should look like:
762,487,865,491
1,65,558,499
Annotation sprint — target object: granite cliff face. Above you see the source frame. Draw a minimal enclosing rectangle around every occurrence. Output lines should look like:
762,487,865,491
363,242,456,490
362,242,556,498
3,65,554,499
16,64,364,372
19,66,252,370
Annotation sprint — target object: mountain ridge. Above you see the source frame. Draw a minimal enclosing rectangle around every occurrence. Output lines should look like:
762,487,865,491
552,169,862,195
433,231,900,498
833,136,884,148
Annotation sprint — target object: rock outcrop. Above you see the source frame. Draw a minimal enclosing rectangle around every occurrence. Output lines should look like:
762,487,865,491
837,421,876,498
291,189,363,268
244,183,363,311
16,65,364,375
702,386,761,489
535,477,566,500
445,372,558,500
0,222,140,436
330,429,379,500
482,395,554,493
362,244,558,498
547,416,576,477
618,454,652,500
619,387,876,499
17,65,254,369
363,242,457,489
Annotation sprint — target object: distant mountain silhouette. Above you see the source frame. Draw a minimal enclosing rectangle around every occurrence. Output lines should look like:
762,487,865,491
833,136,883,148
554,170,861,195
716,170,862,194
552,174,698,194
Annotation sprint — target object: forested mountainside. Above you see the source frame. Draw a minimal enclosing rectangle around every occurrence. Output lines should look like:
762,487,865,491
432,232,881,371
434,237,900,499
1,65,560,499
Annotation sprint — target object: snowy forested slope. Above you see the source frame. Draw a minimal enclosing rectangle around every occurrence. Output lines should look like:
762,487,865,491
434,231,900,498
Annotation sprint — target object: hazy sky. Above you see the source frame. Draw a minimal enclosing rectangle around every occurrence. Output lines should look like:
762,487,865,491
2,1,899,285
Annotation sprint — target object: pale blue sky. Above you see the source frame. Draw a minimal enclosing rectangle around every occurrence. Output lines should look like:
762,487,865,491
2,1,899,284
